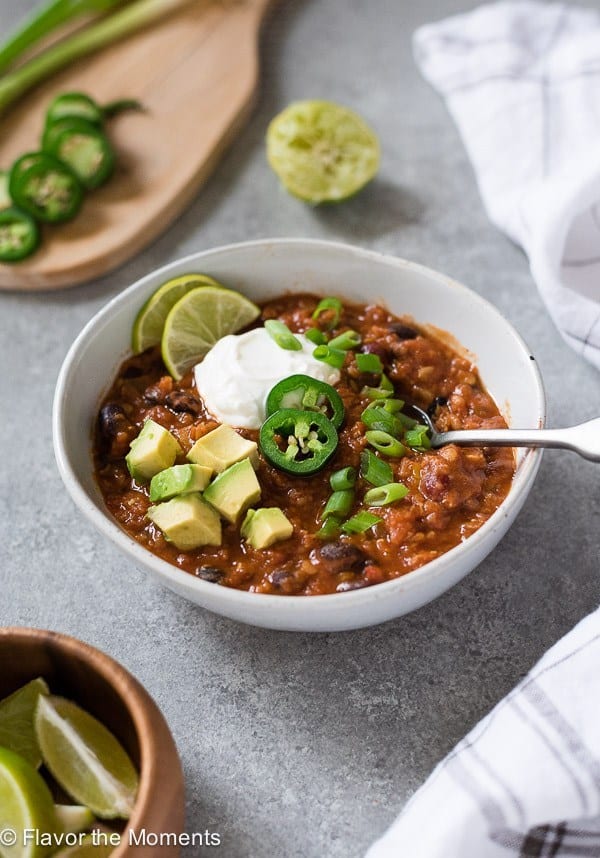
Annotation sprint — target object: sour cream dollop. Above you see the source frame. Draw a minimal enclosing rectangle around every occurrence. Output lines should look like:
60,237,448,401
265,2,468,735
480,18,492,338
194,328,341,429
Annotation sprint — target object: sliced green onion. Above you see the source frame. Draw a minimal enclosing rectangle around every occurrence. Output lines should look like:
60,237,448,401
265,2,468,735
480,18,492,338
313,344,346,369
404,424,432,450
356,352,383,373
330,466,357,491
305,327,327,346
364,483,409,506
316,517,341,540
328,329,361,351
265,319,302,351
396,411,418,430
312,297,342,330
363,373,394,400
360,449,393,487
321,489,354,520
361,405,404,438
366,430,406,457
365,397,404,413
341,511,382,534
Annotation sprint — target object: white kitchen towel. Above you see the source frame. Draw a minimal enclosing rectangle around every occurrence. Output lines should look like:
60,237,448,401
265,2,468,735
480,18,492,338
366,606,600,858
414,1,600,370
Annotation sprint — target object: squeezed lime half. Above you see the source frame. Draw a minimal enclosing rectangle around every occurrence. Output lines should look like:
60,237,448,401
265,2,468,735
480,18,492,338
266,99,380,203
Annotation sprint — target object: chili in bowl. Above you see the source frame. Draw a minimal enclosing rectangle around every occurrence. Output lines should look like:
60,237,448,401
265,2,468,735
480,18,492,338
53,239,545,632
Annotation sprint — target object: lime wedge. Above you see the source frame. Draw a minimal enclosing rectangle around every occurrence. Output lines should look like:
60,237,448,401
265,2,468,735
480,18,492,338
54,805,95,835
132,273,225,354
0,746,58,858
51,835,114,858
161,285,261,379
266,100,380,203
35,696,138,820
0,678,49,769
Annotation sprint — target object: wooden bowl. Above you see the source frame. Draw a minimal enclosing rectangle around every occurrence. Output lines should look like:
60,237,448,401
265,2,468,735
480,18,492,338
0,627,185,857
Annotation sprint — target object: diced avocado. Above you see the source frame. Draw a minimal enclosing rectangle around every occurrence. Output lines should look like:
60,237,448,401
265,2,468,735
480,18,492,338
147,493,221,549
203,458,261,524
126,419,182,482
241,507,294,550
149,463,212,502
187,424,258,473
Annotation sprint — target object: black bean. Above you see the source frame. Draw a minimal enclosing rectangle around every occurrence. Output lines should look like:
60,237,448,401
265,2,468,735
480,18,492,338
165,390,203,416
195,566,223,583
268,569,293,587
427,396,448,417
143,384,166,404
98,403,132,442
317,542,366,573
389,322,418,340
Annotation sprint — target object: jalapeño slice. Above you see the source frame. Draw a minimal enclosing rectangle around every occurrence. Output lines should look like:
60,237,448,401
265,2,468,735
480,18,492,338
266,374,345,430
43,118,115,190
9,152,83,223
0,207,40,262
259,408,338,475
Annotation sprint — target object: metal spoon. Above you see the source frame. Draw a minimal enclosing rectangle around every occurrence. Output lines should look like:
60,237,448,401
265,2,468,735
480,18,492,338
410,406,600,462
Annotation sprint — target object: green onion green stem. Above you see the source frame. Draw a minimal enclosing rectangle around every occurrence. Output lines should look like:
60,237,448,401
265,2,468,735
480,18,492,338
305,327,327,346
356,352,383,373
321,489,354,520
312,297,342,330
341,511,381,534
366,430,406,458
264,319,302,351
364,483,409,506
313,344,346,369
0,0,188,117
328,329,361,351
363,372,394,400
359,449,393,486
316,517,341,540
404,425,432,450
329,466,357,491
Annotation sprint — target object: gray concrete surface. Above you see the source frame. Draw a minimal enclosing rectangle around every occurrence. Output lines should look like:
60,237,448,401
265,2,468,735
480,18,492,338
1,1,599,855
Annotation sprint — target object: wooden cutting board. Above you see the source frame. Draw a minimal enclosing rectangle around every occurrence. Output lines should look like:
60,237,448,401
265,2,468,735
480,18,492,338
0,0,273,291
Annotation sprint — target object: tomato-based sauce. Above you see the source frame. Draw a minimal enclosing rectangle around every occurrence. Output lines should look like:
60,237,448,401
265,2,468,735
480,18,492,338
94,294,515,595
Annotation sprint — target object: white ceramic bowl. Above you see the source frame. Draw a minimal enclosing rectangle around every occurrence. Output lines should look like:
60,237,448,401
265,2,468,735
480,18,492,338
53,239,545,632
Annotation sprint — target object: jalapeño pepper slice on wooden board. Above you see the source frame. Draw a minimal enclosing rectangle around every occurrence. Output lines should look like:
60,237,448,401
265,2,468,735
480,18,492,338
8,152,82,223
42,117,115,190
259,408,338,475
0,207,40,262
265,374,345,430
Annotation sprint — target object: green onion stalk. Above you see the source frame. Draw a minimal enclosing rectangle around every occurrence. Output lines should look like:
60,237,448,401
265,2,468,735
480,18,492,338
0,0,189,117
0,0,128,74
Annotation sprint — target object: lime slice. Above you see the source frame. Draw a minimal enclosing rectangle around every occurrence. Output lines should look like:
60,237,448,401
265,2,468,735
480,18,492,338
0,678,49,769
0,746,58,858
35,696,138,820
266,100,380,203
132,273,225,354
54,805,95,835
161,285,261,379
51,835,114,858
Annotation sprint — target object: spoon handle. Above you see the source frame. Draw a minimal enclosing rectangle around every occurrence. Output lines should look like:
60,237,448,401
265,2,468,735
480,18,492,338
435,417,600,462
